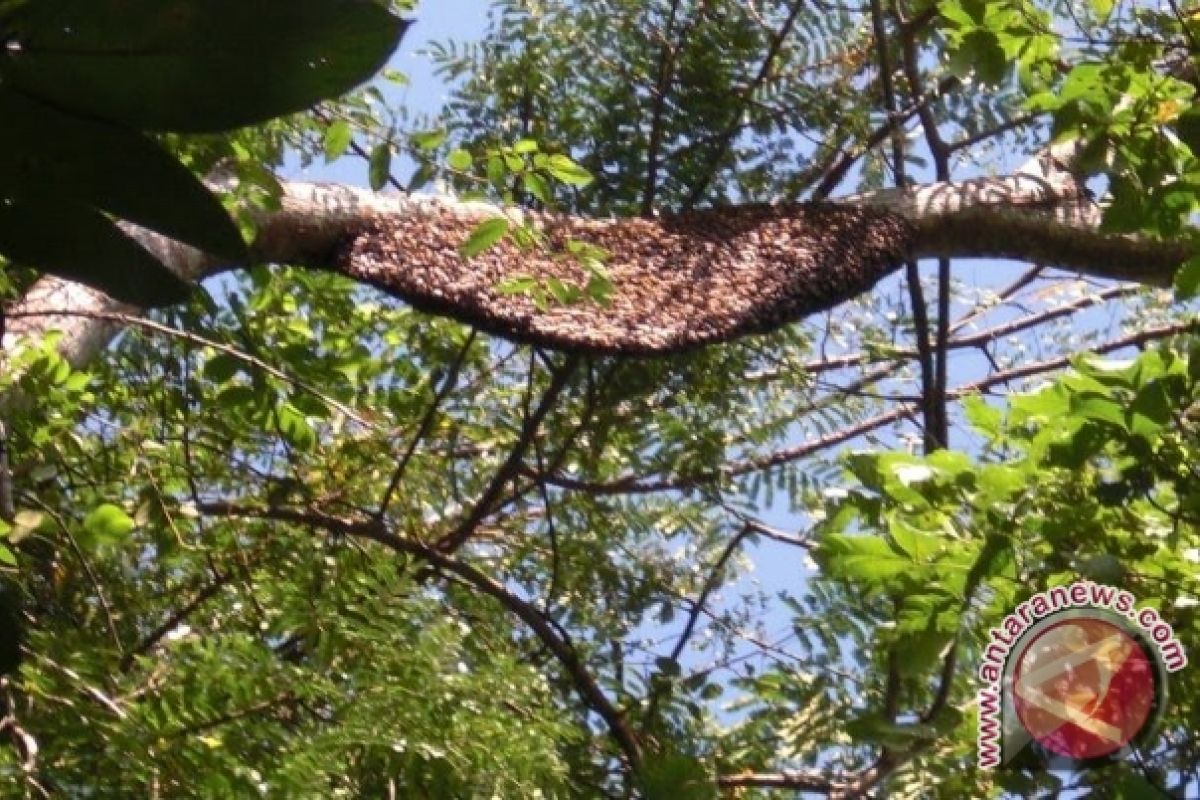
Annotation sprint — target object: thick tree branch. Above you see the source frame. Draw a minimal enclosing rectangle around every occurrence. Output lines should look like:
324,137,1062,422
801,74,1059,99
6,170,1190,365
717,768,836,793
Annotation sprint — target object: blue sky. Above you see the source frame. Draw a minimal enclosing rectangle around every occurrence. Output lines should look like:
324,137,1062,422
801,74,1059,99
399,0,489,109
290,0,488,186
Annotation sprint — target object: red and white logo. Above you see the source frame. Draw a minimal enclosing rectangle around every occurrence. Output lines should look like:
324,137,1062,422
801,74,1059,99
1011,616,1157,760
976,582,1185,769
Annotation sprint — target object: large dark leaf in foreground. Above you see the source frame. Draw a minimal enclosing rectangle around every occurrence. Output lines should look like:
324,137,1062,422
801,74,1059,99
0,193,191,306
0,0,410,132
0,88,246,262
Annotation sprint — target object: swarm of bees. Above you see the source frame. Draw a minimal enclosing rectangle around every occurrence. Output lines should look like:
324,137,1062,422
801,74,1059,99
338,201,914,356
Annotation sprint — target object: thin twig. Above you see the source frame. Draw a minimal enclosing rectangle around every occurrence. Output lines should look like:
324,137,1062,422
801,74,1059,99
436,353,581,553
376,331,476,518
7,308,377,430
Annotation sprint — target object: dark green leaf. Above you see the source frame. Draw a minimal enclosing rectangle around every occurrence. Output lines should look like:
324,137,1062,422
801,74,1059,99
0,87,246,262
368,143,392,191
637,750,715,800
460,218,510,258
0,0,410,132
203,354,241,384
407,162,436,192
1128,380,1171,436
950,31,1007,85
0,194,190,306
655,657,682,678
846,713,940,747
1110,771,1167,799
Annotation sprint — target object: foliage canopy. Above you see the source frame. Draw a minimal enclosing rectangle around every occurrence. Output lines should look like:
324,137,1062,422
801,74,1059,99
2,0,1200,797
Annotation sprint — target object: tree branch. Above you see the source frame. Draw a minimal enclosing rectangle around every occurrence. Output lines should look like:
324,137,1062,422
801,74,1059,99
194,500,643,770
530,320,1198,495
717,769,836,793
435,352,580,552
6,173,1189,365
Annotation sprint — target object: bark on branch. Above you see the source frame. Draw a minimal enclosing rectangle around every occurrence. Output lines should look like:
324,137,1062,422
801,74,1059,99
6,163,1189,363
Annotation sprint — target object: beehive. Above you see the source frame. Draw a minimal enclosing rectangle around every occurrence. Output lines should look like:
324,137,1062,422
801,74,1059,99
337,202,915,355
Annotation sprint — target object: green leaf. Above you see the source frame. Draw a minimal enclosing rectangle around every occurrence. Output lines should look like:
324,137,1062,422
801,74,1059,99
1058,63,1109,107
543,154,593,186
636,749,715,800
447,148,474,172
0,193,191,306
411,129,448,151
949,31,1007,84
1071,393,1126,429
0,0,411,132
368,143,392,191
655,657,682,678
83,504,136,545
1079,553,1125,583
1128,380,1171,436
819,534,912,583
407,162,436,192
277,403,316,451
546,277,583,305
0,545,14,567
962,394,1002,439
1088,0,1113,22
0,87,246,262
1110,771,1167,799
523,172,553,204
1175,255,1200,300
975,465,1027,504
486,156,507,188
895,626,955,678
1010,385,1070,422
216,385,258,410
496,276,539,296
460,218,510,258
846,713,940,747
585,267,615,306
887,516,941,563
203,354,241,384
323,119,353,162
